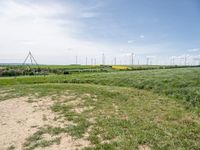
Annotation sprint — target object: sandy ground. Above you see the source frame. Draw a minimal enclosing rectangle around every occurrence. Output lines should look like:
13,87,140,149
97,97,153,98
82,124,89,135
0,96,90,150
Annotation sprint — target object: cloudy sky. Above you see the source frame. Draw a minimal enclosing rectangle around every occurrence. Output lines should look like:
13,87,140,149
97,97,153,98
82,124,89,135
0,0,200,65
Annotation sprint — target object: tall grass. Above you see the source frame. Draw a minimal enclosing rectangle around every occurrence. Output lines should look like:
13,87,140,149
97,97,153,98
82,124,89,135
0,67,200,107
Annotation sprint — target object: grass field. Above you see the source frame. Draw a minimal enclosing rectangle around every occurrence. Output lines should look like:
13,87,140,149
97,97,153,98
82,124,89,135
0,67,200,149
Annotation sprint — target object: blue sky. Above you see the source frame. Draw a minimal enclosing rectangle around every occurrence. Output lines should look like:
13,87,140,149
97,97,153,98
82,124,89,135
0,0,199,64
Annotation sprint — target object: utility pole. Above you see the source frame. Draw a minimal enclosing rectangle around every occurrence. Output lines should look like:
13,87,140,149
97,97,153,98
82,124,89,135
114,57,116,65
184,55,187,66
86,56,88,65
171,57,175,65
102,53,105,65
91,58,93,65
94,58,96,65
75,56,78,64
131,53,134,65
146,57,149,65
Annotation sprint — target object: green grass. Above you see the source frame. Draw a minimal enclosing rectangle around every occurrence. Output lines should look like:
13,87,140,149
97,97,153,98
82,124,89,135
1,83,200,149
1,64,194,76
23,126,62,150
1,67,200,107
39,65,101,69
0,67,200,149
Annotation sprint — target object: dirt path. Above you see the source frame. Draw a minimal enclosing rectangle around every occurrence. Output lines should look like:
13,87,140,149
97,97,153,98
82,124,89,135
0,97,90,150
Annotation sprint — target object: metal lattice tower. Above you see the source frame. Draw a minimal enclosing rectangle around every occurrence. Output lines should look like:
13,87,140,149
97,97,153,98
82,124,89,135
23,51,39,68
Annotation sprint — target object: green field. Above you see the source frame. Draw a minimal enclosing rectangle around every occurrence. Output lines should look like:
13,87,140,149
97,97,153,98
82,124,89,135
0,64,195,77
0,67,200,149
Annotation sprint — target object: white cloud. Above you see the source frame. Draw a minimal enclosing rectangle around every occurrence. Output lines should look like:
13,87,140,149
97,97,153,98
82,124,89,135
0,1,67,17
80,12,98,18
140,34,144,39
0,1,187,65
127,40,135,44
187,48,199,52
0,0,116,64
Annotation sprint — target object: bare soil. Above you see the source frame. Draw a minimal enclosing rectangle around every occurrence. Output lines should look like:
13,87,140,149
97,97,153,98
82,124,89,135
0,96,90,150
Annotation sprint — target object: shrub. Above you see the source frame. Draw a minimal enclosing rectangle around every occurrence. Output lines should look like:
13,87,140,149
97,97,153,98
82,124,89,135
63,71,70,75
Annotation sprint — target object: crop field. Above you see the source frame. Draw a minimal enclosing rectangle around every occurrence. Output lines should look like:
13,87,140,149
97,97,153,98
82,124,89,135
0,67,200,150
